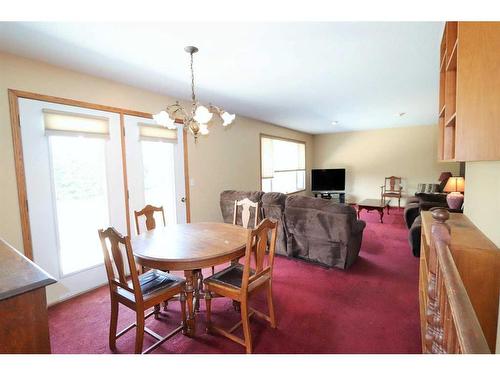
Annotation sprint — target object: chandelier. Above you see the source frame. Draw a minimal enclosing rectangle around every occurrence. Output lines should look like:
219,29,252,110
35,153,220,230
153,46,235,140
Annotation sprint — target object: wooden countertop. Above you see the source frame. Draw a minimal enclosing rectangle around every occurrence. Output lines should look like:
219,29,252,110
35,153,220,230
0,238,56,301
421,211,498,251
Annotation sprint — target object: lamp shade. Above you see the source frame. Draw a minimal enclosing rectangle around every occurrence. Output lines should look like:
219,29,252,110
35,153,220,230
443,176,465,193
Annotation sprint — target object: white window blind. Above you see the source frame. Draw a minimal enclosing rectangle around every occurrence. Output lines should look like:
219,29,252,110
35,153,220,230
261,135,306,194
138,123,177,142
43,109,109,137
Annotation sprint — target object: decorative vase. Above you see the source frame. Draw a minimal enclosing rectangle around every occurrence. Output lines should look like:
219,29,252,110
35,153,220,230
446,192,464,210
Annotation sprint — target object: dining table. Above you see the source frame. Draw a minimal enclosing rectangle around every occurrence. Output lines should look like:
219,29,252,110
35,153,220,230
132,222,249,337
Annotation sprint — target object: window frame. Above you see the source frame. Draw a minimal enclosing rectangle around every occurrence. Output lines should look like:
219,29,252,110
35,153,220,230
259,133,307,195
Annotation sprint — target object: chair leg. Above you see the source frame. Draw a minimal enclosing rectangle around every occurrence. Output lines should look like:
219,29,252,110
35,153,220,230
153,304,161,319
109,297,119,351
180,292,187,334
135,311,145,354
240,300,252,354
205,290,212,333
211,266,215,275
267,282,277,329
163,300,169,312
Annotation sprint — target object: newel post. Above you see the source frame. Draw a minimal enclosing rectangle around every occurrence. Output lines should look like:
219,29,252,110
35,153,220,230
424,208,451,353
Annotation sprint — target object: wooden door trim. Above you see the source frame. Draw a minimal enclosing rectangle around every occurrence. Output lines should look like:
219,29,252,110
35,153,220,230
8,90,33,260
8,89,154,118
8,89,191,259
119,114,131,236
182,128,191,223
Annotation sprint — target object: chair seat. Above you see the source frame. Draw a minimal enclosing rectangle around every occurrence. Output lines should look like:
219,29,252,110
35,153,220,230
204,264,254,289
118,270,184,303
382,192,401,197
138,270,184,295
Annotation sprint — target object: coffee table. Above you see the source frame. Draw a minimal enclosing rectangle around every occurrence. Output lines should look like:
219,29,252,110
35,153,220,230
356,199,391,223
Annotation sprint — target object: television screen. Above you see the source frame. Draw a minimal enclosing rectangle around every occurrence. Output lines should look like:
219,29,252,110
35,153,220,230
311,169,345,191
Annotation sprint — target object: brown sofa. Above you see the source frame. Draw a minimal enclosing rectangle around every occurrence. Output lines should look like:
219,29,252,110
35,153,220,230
284,195,366,269
220,191,366,269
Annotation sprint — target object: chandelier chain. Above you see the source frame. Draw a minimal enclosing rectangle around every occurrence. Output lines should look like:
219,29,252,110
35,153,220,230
190,52,196,103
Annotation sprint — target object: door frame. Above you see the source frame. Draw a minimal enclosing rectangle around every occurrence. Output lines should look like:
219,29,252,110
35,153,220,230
8,89,191,260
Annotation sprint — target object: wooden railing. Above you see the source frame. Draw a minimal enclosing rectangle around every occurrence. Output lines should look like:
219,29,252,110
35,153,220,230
424,209,491,354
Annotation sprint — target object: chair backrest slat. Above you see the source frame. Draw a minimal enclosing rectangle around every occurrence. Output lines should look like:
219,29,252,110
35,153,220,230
134,205,166,235
241,218,277,292
233,198,260,229
98,227,142,302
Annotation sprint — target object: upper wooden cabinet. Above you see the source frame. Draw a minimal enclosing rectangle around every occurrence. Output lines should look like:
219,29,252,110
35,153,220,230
438,22,500,162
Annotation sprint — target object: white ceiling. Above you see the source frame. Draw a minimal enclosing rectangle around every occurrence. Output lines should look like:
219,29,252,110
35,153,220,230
0,22,443,134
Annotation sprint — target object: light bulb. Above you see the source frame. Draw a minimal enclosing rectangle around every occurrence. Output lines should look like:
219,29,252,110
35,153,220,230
194,105,213,124
221,111,235,126
199,123,209,135
153,110,176,129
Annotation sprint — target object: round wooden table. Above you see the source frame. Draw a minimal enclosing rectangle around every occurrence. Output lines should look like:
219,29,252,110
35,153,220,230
132,222,248,336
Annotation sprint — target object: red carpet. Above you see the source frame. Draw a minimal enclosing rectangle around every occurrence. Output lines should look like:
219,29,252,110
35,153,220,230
48,209,421,354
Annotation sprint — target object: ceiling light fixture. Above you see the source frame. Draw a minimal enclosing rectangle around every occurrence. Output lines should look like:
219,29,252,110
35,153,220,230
331,121,339,125
153,46,235,140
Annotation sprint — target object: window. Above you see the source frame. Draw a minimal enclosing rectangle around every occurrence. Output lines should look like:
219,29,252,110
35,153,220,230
49,135,109,275
141,140,177,225
261,135,306,194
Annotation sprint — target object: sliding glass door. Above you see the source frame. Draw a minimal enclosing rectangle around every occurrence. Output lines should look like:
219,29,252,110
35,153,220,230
18,99,188,305
19,98,126,304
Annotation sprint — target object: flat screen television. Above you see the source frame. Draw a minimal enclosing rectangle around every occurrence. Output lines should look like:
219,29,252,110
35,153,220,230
311,169,345,192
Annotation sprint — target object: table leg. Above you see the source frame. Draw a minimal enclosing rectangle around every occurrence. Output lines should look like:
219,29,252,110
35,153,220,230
183,270,196,337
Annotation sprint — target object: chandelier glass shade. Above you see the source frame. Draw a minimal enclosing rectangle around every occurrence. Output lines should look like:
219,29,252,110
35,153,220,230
153,46,235,139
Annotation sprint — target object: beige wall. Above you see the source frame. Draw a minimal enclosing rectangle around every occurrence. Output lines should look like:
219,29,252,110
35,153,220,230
187,122,313,222
313,125,460,205
463,161,500,353
0,52,312,253
464,162,500,247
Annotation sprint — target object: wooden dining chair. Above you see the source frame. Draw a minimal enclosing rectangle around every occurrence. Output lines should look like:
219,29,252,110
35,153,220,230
98,227,186,354
233,198,261,229
134,205,166,235
204,218,278,354
381,176,403,208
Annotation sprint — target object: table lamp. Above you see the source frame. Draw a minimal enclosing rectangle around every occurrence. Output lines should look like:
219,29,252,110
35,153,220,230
443,176,465,210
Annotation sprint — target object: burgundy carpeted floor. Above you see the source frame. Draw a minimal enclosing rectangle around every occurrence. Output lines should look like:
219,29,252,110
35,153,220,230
48,209,421,354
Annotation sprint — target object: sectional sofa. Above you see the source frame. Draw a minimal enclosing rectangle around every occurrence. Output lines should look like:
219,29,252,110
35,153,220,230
220,190,366,270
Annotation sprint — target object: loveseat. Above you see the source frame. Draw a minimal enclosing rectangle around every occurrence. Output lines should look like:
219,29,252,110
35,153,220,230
219,190,366,270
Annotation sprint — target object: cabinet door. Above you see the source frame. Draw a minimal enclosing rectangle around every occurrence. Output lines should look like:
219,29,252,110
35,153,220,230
455,22,500,161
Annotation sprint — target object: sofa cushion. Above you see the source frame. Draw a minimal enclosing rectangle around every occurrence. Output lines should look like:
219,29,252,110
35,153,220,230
284,195,365,268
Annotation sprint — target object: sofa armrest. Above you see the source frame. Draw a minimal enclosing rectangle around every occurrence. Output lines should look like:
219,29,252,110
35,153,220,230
352,220,366,235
